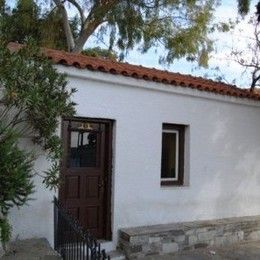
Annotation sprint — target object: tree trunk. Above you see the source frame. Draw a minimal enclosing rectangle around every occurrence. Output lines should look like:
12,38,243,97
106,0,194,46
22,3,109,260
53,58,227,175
72,0,119,53
53,0,75,51
72,19,103,53
250,75,260,90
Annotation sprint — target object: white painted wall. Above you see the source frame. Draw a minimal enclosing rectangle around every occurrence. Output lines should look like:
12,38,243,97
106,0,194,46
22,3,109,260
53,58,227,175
9,66,260,250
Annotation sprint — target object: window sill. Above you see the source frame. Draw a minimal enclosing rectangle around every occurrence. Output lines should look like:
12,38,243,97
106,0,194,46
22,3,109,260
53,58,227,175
160,184,190,190
160,180,183,186
160,180,189,189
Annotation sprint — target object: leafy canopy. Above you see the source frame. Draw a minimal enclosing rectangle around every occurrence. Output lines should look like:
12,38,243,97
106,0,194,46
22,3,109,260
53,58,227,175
1,1,259,65
54,0,218,66
0,0,224,66
0,0,76,50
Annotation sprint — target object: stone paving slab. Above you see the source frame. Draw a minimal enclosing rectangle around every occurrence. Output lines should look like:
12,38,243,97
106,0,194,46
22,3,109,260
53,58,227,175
119,215,260,258
1,238,61,260
140,240,260,260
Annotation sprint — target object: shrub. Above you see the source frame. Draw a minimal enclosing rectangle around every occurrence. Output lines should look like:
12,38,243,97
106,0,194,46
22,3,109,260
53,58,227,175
0,41,76,247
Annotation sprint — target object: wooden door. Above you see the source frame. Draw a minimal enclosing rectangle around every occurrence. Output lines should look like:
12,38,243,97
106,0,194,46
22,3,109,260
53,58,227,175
59,118,112,239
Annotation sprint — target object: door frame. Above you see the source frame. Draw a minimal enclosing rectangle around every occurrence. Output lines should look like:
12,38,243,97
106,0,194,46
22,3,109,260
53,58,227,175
59,116,113,240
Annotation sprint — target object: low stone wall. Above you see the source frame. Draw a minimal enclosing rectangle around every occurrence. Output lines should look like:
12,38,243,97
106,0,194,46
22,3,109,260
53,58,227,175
119,215,260,259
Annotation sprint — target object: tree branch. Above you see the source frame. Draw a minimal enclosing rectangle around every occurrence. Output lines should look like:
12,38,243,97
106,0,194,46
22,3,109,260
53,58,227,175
66,0,86,29
251,74,260,89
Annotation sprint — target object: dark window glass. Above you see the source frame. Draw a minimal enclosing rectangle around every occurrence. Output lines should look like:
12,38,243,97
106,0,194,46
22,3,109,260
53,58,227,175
70,131,97,167
161,132,178,179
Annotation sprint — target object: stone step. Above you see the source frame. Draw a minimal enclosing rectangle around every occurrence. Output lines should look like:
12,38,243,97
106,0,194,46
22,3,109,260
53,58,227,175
1,238,62,260
119,215,260,258
107,250,126,260
99,240,114,252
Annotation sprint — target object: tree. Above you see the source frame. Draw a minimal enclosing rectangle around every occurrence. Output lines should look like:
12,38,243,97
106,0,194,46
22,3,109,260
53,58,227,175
0,0,76,50
237,0,260,19
1,1,259,66
0,0,119,59
2,1,256,66
204,2,260,90
52,0,218,66
237,0,251,16
231,20,260,90
0,40,76,248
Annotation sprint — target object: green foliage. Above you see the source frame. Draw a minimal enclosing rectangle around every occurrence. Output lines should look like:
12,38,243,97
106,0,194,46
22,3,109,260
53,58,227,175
0,217,11,246
105,0,217,66
1,0,258,66
0,0,224,66
0,0,78,50
81,47,118,60
0,3,77,245
0,41,76,189
0,119,32,246
0,40,76,244
237,0,250,16
0,0,41,44
40,8,80,50
0,124,34,216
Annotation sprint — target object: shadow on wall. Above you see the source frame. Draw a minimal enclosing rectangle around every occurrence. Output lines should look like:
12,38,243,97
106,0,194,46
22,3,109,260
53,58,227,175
202,105,260,220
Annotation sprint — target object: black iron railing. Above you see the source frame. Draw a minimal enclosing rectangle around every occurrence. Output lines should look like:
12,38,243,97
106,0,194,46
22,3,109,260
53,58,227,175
54,197,110,260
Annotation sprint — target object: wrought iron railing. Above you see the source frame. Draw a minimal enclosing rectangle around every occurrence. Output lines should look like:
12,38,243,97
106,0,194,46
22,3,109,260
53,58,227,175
54,196,110,260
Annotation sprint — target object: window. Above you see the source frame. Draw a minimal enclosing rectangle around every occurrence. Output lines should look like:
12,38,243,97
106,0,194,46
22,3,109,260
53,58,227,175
67,120,102,168
70,131,98,167
161,124,185,186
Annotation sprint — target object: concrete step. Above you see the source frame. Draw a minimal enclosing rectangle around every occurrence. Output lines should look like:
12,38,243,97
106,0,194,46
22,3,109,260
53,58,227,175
107,250,126,260
1,238,62,260
99,240,114,252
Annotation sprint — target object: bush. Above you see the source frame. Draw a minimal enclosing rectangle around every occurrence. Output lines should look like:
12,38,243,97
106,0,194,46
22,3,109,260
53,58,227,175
0,41,76,246
0,217,11,248
0,124,34,247
0,125,34,215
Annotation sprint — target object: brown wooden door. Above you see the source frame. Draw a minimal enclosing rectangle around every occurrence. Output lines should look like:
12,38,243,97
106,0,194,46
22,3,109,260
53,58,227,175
59,118,112,239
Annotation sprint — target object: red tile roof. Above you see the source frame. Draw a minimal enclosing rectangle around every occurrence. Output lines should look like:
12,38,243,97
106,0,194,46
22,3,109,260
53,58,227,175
7,42,260,101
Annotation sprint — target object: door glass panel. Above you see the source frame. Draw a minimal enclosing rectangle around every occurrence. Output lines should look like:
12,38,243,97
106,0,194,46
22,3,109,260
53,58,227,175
70,131,97,167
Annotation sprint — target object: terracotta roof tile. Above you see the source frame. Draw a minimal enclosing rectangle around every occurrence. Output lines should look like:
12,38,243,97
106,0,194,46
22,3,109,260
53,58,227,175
7,42,260,101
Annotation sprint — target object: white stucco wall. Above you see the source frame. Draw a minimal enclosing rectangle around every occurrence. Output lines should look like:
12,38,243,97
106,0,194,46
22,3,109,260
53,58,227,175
9,65,260,249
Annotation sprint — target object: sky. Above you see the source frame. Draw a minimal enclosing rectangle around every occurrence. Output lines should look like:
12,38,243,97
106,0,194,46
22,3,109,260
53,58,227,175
127,0,260,89
85,0,259,89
